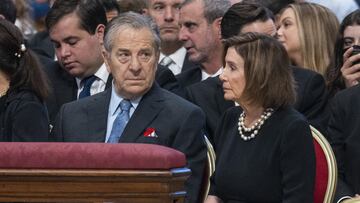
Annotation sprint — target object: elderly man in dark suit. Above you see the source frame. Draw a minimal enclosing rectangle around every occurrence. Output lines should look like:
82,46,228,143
52,12,206,203
185,1,329,143
43,0,180,124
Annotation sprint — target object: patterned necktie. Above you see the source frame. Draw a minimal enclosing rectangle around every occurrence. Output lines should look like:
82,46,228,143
107,99,132,143
161,56,173,66
160,56,181,75
78,75,97,99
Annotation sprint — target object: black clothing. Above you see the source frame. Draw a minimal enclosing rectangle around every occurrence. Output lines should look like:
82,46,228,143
327,85,360,198
209,106,316,203
0,89,49,141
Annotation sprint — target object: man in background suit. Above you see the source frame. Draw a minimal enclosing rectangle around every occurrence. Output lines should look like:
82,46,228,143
145,0,197,75
176,0,231,87
52,12,206,203
44,0,111,123
185,1,329,142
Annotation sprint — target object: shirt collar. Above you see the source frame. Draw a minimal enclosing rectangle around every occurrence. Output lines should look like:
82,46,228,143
201,67,223,81
109,83,142,116
75,63,109,88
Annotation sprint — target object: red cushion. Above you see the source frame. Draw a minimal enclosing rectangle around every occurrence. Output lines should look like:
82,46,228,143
313,139,329,203
0,142,186,170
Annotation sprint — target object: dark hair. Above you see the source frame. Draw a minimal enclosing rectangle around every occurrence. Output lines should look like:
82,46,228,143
0,19,49,101
223,32,296,108
0,0,17,23
45,0,107,34
100,0,120,13
326,9,360,97
117,0,147,14
221,1,274,39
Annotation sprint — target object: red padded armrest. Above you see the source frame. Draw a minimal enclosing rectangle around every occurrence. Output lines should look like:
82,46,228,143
0,143,186,170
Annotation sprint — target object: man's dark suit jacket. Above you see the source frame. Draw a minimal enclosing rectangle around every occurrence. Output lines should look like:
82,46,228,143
327,85,360,201
185,66,329,143
176,64,202,88
52,83,207,203
39,55,180,124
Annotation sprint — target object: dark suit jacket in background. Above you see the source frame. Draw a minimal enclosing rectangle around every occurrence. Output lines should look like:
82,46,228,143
52,83,207,203
176,64,202,88
327,85,360,200
185,66,329,143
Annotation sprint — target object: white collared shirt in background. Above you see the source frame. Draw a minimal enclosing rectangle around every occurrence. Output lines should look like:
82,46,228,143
76,63,110,98
201,67,223,81
159,47,187,75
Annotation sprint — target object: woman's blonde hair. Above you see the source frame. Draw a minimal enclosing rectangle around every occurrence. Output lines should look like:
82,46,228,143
286,3,339,76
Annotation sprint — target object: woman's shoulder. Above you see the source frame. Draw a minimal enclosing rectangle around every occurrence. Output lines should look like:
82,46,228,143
6,89,42,105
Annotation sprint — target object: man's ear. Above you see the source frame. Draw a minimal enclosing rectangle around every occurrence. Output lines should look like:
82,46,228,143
95,24,106,45
102,48,112,73
141,8,149,15
213,17,222,40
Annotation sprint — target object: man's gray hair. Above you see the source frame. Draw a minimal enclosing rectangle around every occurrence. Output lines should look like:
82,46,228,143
103,11,161,52
182,0,231,23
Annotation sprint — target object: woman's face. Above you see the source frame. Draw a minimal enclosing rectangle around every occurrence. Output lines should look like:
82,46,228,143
343,24,360,49
277,8,301,62
220,47,246,102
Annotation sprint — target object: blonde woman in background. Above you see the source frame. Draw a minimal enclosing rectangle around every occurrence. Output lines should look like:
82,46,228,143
277,2,339,77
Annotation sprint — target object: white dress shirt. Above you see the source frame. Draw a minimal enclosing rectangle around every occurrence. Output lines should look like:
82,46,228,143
159,47,187,75
201,67,223,81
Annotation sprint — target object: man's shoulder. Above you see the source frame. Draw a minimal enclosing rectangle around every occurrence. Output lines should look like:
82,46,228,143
158,87,203,112
188,76,220,91
176,66,202,87
61,89,109,110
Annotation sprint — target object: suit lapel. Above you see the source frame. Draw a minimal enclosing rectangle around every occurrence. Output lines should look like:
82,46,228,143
105,74,113,89
119,84,165,142
86,89,111,142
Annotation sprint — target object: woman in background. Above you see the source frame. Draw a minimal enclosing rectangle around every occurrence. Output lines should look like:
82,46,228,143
206,33,315,203
0,19,49,141
327,9,360,98
277,2,339,77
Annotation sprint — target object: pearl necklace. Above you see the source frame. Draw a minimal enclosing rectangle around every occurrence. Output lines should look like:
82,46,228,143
237,108,274,141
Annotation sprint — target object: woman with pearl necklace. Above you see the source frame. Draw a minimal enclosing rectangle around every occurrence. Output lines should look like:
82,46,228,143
205,33,316,203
